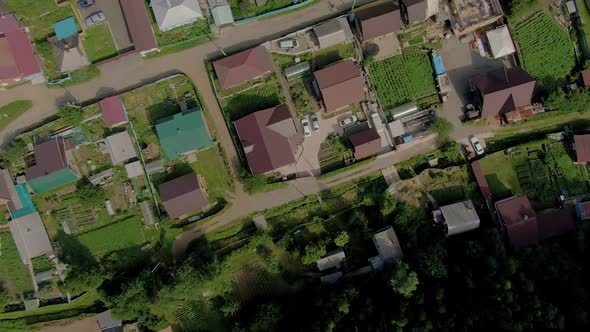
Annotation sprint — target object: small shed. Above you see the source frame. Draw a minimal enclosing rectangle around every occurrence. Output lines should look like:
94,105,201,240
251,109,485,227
433,200,480,236
387,120,406,138
88,169,115,186
576,201,590,220
99,96,128,128
210,0,234,26
105,131,137,165
312,17,352,49
96,309,123,332
125,160,144,178
145,159,165,175
252,215,268,230
284,62,311,81
53,17,77,41
431,54,445,75
567,1,577,14
389,102,419,120
316,249,346,271
372,226,403,263
486,25,516,59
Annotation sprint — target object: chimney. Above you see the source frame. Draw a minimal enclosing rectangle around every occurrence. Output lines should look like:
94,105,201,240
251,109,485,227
523,214,528,220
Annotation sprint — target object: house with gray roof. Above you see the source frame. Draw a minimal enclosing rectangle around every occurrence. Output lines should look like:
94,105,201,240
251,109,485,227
316,249,346,271
105,131,137,165
96,309,123,332
433,200,480,236
151,0,203,32
371,226,403,264
210,0,234,26
312,17,353,49
8,212,53,264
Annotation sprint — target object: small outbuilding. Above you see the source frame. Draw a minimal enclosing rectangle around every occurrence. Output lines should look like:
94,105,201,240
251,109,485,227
0,168,22,211
99,96,128,128
105,131,137,165
573,134,590,164
495,196,538,250
125,160,144,178
355,1,402,41
209,0,234,26
284,62,311,81
486,25,516,59
371,226,403,264
140,200,156,225
8,212,53,264
576,200,590,220
433,200,480,236
312,17,353,49
145,159,166,175
96,309,123,332
88,169,115,186
159,173,208,219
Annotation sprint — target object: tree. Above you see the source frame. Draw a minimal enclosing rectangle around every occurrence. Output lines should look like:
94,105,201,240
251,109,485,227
1,139,28,167
0,288,9,313
77,182,106,208
109,275,162,328
429,118,454,141
390,263,419,298
334,231,350,248
302,243,326,265
250,303,282,332
543,89,590,113
59,106,84,126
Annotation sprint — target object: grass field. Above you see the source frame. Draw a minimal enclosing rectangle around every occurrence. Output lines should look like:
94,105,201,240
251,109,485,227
0,232,33,298
272,42,355,71
0,100,32,132
230,0,293,20
153,19,211,46
0,290,99,320
513,12,575,85
191,145,233,201
82,23,118,63
367,51,436,112
77,217,145,256
5,0,75,41
220,77,284,121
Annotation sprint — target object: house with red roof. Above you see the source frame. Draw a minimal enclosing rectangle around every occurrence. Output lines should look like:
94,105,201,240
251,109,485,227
0,169,22,211
159,173,208,219
0,14,42,86
213,45,273,89
573,134,590,165
233,104,298,175
354,1,402,41
314,60,365,113
496,195,577,249
99,96,128,128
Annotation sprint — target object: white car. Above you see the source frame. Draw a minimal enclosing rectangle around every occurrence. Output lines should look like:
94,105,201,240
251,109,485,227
279,39,299,49
310,113,320,132
339,114,358,127
470,136,485,155
301,117,312,137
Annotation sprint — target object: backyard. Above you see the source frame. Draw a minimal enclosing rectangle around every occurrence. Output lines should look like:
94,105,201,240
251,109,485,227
230,0,294,20
220,76,284,121
289,78,316,115
0,232,33,299
272,42,355,71
81,23,118,63
512,11,576,86
318,133,353,174
190,145,233,202
76,217,147,256
367,50,436,114
0,100,32,132
479,139,590,209
4,0,74,41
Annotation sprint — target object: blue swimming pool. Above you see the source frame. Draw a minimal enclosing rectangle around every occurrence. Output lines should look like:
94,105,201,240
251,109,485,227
11,184,36,219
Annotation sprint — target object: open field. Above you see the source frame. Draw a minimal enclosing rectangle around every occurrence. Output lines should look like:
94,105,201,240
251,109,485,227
0,100,32,132
77,217,146,256
82,23,117,63
513,12,575,86
5,0,75,41
480,139,590,209
0,232,33,299
367,51,436,114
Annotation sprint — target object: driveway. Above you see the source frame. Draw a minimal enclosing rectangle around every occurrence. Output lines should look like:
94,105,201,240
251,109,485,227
293,113,342,177
438,38,504,140
78,0,133,52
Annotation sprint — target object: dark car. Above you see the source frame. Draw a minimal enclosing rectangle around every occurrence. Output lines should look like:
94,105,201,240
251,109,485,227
78,0,95,8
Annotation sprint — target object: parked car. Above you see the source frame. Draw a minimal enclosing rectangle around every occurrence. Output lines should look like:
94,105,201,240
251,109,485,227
301,117,312,137
310,113,320,132
339,114,358,127
470,136,485,155
279,39,299,49
78,0,95,8
85,11,105,27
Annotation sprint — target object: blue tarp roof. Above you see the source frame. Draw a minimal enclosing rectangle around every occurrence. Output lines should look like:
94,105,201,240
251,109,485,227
53,17,77,41
432,55,446,75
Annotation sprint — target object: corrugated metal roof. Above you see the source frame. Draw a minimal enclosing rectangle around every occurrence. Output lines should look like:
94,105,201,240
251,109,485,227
155,109,213,160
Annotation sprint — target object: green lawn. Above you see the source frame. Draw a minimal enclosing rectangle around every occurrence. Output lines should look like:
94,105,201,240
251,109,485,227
153,19,211,46
230,0,293,20
289,79,314,115
479,152,522,195
513,12,575,86
367,50,436,113
220,76,284,121
0,290,99,320
82,23,118,63
77,217,146,256
5,0,75,41
191,145,233,201
0,100,32,132
0,232,33,299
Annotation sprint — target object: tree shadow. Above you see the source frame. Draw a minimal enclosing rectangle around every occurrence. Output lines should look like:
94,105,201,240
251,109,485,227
56,230,97,269
225,93,281,121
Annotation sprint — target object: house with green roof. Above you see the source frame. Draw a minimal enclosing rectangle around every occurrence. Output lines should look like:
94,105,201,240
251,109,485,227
155,109,213,160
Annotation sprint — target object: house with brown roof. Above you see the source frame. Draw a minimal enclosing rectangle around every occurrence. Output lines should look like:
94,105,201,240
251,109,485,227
100,96,128,128
213,45,273,89
0,169,22,211
496,195,576,249
573,134,590,164
159,173,208,219
581,69,590,88
354,1,402,41
233,104,298,175
26,138,79,193
0,14,42,86
471,67,536,119
314,60,365,113
400,0,427,25
120,0,159,55
349,128,381,160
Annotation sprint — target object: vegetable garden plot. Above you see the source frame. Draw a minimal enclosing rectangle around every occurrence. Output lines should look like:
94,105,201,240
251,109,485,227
513,12,575,84
367,51,436,110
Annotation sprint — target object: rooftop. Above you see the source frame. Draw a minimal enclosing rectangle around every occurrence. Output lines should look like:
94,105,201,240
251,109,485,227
486,25,516,59
105,131,137,165
349,128,381,160
356,1,402,40
26,138,69,182
159,173,207,218
53,17,77,41
495,196,538,249
316,249,346,271
151,0,203,32
99,96,128,128
121,0,159,53
574,134,590,164
437,200,480,235
8,212,53,263
372,226,403,263
155,109,213,160
213,45,273,89
314,60,365,112
312,17,353,49
0,14,42,82
450,0,504,35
